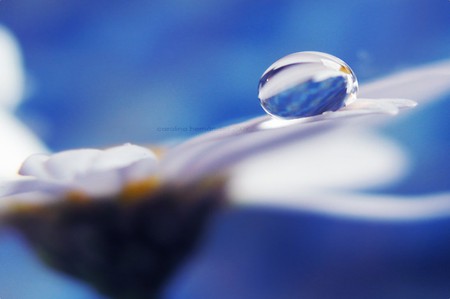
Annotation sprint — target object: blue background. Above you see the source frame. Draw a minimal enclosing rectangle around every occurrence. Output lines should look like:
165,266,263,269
1,0,450,298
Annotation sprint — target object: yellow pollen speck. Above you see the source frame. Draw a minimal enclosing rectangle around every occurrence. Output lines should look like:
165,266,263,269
66,191,90,203
121,177,160,202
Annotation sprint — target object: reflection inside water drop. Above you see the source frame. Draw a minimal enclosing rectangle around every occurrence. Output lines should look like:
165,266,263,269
258,51,358,119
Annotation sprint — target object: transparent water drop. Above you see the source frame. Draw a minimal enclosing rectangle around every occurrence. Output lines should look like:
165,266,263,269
258,51,358,119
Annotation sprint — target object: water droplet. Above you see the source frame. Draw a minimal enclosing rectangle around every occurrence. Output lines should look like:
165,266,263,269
258,51,358,119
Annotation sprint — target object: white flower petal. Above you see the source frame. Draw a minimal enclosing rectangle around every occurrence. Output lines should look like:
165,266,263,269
44,149,101,181
359,60,450,103
0,178,67,199
120,158,159,182
228,128,409,199
90,143,157,172
74,170,123,197
237,191,450,221
160,107,404,183
1,144,159,203
19,154,51,178
0,110,48,180
0,26,24,110
343,98,417,115
69,145,158,197
0,27,48,180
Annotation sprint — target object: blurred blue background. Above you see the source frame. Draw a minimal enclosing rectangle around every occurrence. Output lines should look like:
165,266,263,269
1,0,450,298
0,0,449,150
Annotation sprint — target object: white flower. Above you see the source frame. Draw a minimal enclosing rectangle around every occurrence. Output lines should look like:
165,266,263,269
0,144,158,205
1,60,450,221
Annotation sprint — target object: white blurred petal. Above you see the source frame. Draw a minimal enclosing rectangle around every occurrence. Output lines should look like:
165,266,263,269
343,98,417,115
121,158,159,182
238,191,450,221
44,149,101,181
0,179,67,199
228,128,409,199
74,170,123,197
360,60,450,103
0,26,48,180
0,25,24,110
1,144,158,203
19,154,51,178
161,102,408,183
90,143,157,172
0,109,48,179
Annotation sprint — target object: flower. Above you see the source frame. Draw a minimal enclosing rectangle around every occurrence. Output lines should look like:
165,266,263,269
1,145,224,299
3,61,450,214
1,59,450,299
0,144,158,204
0,98,417,209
